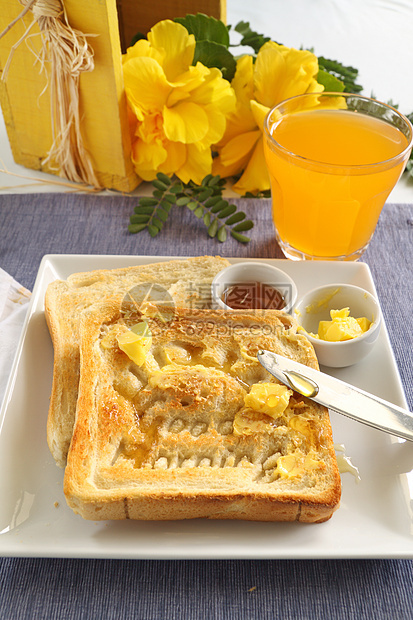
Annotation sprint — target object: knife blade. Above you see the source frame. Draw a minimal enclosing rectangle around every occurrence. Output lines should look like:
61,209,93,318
257,349,413,442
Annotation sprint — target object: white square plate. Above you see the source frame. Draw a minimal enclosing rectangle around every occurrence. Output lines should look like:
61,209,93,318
0,255,412,559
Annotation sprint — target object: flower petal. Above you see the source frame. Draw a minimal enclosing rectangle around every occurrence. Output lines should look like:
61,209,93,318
213,58,256,148
158,141,187,176
190,66,235,112
136,113,162,143
163,102,208,144
253,43,285,108
277,47,321,101
212,156,241,180
250,100,270,132
232,137,270,195
122,39,164,66
219,130,261,167
148,20,195,81
176,144,212,185
123,57,170,113
212,130,261,179
254,41,320,108
197,105,226,148
231,55,255,105
131,138,168,181
169,63,209,92
166,65,208,108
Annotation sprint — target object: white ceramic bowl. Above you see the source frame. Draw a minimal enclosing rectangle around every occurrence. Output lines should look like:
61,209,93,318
211,261,298,313
294,283,381,368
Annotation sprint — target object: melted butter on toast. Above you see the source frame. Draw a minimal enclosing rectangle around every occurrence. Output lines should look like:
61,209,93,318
97,314,330,483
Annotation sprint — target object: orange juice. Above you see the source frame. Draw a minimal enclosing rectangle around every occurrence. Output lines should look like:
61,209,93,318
264,102,412,259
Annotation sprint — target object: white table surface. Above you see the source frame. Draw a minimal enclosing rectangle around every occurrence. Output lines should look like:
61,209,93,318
1,0,413,201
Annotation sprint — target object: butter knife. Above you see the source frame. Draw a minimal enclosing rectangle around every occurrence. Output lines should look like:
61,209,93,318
257,349,413,442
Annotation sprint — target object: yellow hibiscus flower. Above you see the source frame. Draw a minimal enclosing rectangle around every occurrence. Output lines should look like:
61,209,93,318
123,20,236,184
212,42,323,195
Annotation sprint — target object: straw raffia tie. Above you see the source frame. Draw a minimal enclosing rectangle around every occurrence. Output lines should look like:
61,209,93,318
0,0,101,189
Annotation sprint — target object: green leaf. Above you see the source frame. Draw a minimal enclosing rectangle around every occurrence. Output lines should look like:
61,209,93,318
134,205,154,215
317,56,363,93
207,175,221,186
128,223,147,234
138,197,158,207
156,208,169,222
193,40,236,81
234,20,255,37
130,214,150,224
160,199,174,210
233,219,254,232
198,187,214,201
175,13,230,47
176,196,190,206
316,69,345,92
318,56,359,80
205,195,223,208
217,225,227,242
156,172,172,185
218,204,237,219
126,173,253,244
169,184,183,194
243,189,271,198
211,199,227,213
225,212,245,225
231,230,250,243
208,219,219,238
202,174,213,185
233,21,271,54
147,224,160,237
152,217,164,229
152,179,169,191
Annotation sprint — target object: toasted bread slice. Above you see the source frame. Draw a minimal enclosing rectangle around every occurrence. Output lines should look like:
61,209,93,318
64,301,341,522
45,256,231,467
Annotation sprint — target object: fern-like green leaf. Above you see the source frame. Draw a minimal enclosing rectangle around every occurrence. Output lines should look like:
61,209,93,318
217,225,227,242
233,21,271,54
211,199,227,213
130,214,151,224
231,230,250,243
128,174,254,243
128,223,147,234
317,56,363,93
217,204,237,218
208,219,219,238
225,212,245,225
156,172,172,185
147,224,160,237
134,205,154,215
233,220,254,232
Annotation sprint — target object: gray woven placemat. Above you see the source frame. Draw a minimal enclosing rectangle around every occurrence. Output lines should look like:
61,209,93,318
1,195,413,619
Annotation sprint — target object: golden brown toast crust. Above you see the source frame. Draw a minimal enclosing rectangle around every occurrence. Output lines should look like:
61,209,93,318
64,301,341,522
44,256,231,466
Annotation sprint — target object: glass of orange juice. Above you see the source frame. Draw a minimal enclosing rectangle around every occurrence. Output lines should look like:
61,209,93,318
263,93,413,260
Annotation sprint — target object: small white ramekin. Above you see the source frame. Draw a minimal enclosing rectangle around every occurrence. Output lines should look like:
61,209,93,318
294,283,381,368
211,261,298,313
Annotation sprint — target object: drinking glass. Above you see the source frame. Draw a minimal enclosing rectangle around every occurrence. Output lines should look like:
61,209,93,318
263,92,413,260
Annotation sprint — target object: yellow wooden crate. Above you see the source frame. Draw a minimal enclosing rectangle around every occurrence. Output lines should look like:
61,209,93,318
0,0,226,192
